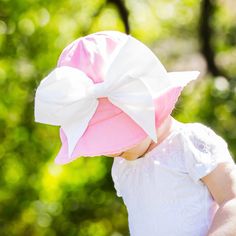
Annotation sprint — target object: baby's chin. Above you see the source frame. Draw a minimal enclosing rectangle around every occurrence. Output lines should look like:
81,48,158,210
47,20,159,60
105,151,143,161
103,151,124,158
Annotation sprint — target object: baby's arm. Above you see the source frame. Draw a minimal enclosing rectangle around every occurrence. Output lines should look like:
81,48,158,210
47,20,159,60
201,162,236,236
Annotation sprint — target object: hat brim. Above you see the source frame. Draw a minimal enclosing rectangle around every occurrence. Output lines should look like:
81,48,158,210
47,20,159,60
166,71,200,91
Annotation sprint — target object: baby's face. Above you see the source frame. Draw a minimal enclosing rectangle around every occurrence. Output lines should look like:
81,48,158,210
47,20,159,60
105,115,173,160
103,135,152,160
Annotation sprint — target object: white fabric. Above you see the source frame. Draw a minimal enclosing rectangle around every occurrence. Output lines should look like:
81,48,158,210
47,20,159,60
34,35,199,158
111,122,235,236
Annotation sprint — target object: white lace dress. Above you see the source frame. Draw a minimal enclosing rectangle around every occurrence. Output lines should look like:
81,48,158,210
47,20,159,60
111,123,235,236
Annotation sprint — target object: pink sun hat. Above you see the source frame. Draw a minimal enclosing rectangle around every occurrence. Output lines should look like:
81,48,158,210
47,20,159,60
34,30,200,165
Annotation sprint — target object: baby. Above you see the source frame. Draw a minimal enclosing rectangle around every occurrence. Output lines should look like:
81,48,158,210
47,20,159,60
34,31,236,236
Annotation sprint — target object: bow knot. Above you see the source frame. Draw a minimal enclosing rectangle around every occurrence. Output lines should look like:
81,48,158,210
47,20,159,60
89,81,109,99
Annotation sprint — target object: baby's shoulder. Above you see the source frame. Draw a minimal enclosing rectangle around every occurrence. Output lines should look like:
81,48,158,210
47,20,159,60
179,122,222,141
178,121,230,154
181,121,214,132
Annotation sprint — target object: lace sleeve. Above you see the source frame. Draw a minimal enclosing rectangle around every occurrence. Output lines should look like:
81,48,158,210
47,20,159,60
183,123,235,183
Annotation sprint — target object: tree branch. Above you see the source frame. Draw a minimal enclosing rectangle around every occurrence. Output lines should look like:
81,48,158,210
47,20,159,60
107,0,130,34
199,0,220,76
199,0,234,80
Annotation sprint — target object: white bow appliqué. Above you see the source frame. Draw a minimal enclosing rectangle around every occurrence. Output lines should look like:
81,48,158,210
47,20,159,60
34,36,179,158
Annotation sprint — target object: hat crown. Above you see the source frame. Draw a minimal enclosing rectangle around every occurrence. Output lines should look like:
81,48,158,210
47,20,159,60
57,31,128,84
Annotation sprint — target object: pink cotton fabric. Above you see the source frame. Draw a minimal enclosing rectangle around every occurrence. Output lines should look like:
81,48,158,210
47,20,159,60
54,31,183,164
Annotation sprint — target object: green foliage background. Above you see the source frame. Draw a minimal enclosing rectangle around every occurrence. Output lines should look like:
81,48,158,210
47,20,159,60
0,0,235,235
